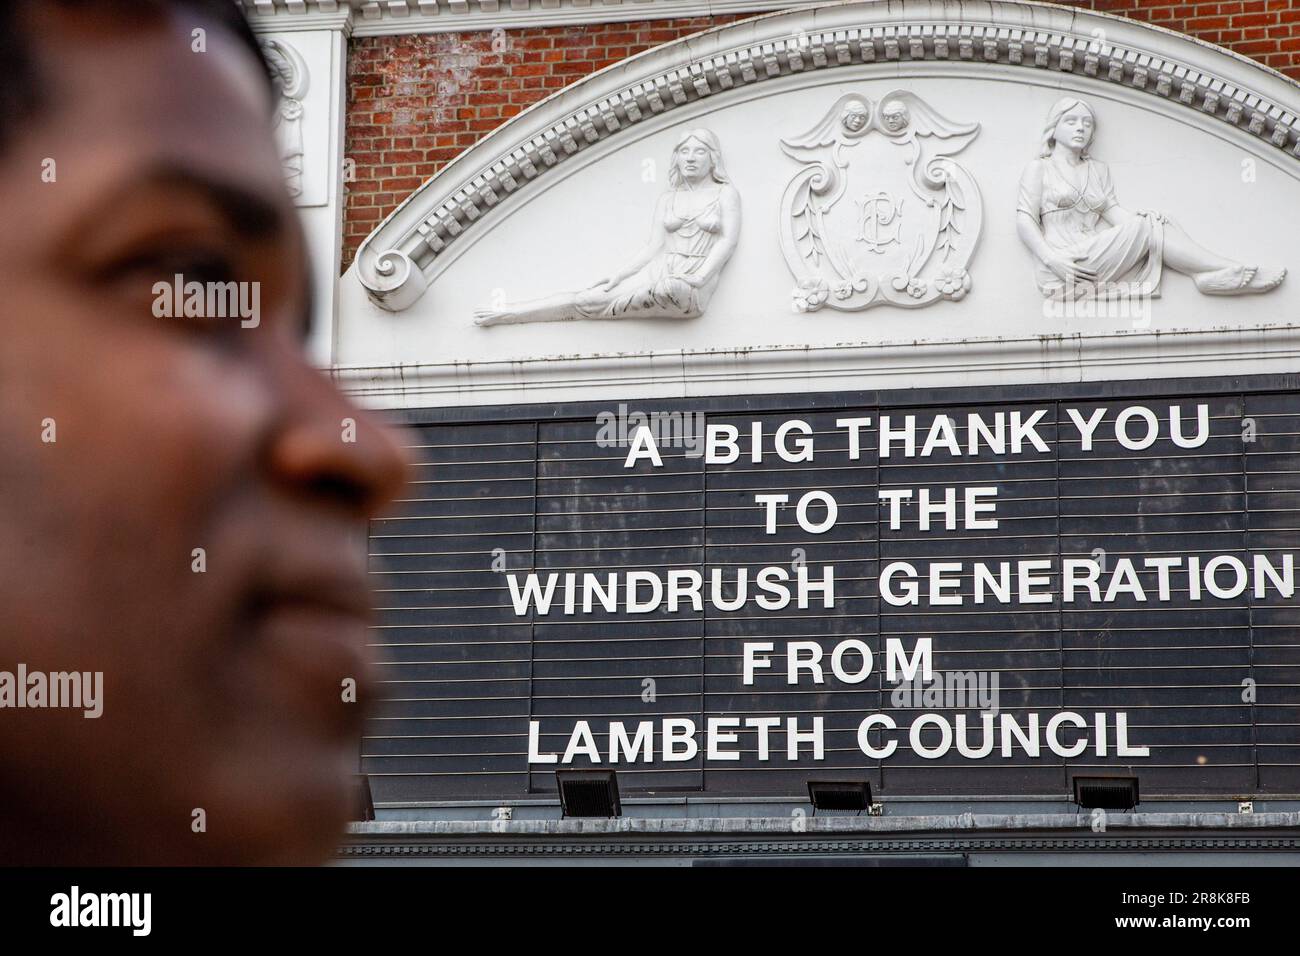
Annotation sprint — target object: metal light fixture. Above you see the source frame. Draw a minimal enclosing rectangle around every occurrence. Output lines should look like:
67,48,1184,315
807,780,873,816
557,769,622,818
1073,774,1140,811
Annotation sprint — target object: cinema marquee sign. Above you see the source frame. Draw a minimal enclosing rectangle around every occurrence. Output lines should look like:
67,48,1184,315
359,381,1300,801
336,1,1300,803
516,401,1270,769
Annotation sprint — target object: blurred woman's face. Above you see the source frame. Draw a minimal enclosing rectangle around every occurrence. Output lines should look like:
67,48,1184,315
0,4,407,864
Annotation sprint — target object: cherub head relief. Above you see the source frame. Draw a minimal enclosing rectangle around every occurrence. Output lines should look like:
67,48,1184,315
841,99,871,135
880,99,911,134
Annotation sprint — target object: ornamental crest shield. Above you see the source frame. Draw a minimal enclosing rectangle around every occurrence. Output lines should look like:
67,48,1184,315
779,91,983,312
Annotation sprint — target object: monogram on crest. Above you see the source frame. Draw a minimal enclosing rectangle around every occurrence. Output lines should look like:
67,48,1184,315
779,91,983,312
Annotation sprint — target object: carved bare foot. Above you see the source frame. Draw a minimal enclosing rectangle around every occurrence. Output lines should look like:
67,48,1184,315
1246,266,1287,293
1195,265,1287,296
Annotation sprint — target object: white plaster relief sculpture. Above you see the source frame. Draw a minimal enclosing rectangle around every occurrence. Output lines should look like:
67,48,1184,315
473,129,741,326
1018,97,1286,301
779,91,982,312
262,39,309,200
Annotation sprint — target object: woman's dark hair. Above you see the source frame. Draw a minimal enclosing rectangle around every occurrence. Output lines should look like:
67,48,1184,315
0,0,272,152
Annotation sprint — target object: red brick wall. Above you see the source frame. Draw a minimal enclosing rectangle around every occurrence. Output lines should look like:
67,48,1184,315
343,15,745,267
341,2,1300,268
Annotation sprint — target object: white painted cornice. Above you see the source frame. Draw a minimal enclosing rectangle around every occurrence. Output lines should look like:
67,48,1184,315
243,2,355,36
330,325,1300,409
240,0,798,37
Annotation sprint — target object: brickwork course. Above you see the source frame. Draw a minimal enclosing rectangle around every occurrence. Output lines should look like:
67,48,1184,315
341,1,1300,267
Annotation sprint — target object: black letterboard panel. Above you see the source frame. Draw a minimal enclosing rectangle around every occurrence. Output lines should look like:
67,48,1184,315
363,380,1300,803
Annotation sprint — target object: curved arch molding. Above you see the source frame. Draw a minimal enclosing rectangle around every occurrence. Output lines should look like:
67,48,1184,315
354,0,1300,311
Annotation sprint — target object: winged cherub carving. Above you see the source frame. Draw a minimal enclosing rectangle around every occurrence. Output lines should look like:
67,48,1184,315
779,89,983,311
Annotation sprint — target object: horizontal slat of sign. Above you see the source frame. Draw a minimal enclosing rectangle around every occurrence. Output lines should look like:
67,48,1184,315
700,412,880,794
364,421,537,801
529,419,705,792
873,404,1062,795
1057,399,1253,794
364,389,1300,803
1245,398,1300,791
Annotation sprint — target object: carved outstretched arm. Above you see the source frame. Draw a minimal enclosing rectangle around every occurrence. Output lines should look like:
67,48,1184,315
683,185,742,287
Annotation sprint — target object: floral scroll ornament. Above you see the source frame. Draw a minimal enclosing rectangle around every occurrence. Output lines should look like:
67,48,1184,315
778,91,983,312
936,267,972,301
793,278,829,312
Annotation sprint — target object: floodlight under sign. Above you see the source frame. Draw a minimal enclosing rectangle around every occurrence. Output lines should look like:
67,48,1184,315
1073,775,1140,811
807,780,873,815
556,769,622,818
